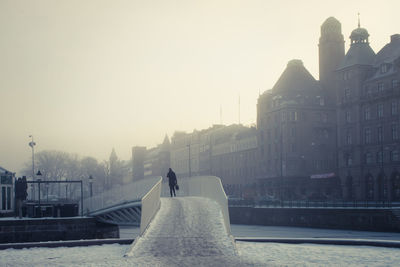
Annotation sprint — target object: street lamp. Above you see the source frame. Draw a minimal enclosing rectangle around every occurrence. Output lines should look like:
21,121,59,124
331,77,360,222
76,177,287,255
29,135,36,199
36,170,42,217
89,175,93,197
187,143,191,178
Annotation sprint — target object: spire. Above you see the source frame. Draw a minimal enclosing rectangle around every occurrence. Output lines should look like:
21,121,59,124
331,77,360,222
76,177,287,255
358,12,360,28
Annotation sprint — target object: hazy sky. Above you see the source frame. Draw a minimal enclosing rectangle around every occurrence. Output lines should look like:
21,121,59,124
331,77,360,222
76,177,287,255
1,0,399,173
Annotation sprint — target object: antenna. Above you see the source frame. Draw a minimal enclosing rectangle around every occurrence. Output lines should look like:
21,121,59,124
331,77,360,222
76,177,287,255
238,94,241,125
358,12,360,28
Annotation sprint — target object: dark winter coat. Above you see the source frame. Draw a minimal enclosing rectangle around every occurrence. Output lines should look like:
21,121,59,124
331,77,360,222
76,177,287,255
167,170,177,186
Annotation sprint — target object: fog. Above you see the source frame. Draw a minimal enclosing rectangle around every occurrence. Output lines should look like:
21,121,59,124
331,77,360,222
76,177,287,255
1,0,399,173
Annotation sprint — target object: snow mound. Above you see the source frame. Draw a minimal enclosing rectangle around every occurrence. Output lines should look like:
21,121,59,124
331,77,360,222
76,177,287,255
126,197,241,266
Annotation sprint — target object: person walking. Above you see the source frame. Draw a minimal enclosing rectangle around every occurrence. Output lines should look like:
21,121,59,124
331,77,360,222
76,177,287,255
167,168,177,197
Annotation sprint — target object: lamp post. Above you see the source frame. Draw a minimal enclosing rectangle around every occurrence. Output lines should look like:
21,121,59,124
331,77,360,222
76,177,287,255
36,170,42,217
29,135,36,199
89,175,93,197
45,183,49,203
187,143,192,178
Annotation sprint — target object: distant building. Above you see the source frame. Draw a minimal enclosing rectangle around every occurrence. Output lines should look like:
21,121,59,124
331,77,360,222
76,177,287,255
256,17,400,201
169,124,258,196
132,146,146,181
0,166,15,214
131,136,171,182
256,59,340,200
335,29,400,201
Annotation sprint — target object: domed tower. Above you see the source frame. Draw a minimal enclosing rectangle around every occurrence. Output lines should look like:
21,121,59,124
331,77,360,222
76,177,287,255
335,18,376,201
319,17,345,86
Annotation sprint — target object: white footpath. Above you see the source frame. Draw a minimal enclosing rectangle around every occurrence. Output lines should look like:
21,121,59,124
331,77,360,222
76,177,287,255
125,196,241,266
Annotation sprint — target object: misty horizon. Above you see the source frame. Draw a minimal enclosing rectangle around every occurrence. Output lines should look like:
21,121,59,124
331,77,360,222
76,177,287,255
1,0,399,174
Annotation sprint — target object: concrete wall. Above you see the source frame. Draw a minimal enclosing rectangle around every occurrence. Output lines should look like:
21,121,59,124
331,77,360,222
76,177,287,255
229,207,400,232
0,217,119,243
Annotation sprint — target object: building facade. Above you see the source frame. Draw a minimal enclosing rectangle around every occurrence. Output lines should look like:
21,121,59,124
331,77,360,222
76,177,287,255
256,59,340,200
257,17,400,201
336,29,400,201
0,166,14,214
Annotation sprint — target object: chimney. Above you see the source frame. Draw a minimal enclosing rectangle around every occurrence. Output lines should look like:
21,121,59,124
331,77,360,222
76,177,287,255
391,34,400,43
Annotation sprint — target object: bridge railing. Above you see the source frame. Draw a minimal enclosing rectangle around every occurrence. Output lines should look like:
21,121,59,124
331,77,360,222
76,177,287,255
82,177,161,215
140,177,162,234
163,176,231,235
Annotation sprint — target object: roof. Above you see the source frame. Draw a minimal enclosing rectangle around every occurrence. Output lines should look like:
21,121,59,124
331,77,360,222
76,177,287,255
0,166,11,173
321,17,342,36
350,27,369,42
374,34,400,65
338,42,375,69
272,60,320,92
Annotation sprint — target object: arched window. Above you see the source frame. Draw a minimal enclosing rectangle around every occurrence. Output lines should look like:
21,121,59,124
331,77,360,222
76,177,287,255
366,174,374,200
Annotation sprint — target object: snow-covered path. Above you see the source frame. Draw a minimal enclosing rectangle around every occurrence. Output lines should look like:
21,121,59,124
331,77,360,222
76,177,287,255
126,197,242,266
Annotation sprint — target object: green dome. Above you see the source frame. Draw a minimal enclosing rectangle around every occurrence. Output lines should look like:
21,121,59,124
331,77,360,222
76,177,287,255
350,27,369,44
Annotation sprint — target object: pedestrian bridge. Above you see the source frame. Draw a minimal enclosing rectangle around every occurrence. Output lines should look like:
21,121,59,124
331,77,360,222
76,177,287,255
82,176,231,236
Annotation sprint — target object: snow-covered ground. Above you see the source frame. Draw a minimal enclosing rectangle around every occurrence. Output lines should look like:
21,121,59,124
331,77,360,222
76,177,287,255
2,240,400,266
121,224,400,241
1,196,400,266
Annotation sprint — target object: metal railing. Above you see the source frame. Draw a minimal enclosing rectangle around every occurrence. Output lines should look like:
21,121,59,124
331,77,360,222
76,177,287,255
228,199,400,209
82,177,161,215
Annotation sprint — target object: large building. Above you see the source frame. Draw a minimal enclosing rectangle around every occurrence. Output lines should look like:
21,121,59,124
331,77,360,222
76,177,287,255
256,59,340,200
0,166,14,214
257,17,400,201
335,28,400,201
169,124,257,191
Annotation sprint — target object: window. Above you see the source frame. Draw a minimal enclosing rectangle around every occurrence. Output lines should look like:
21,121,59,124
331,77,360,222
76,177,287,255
321,113,328,123
391,150,399,162
346,130,352,145
345,110,351,123
377,103,384,118
290,111,298,121
366,174,374,199
290,143,296,152
377,151,383,163
344,88,350,100
343,71,351,81
378,83,385,92
392,101,398,115
364,106,371,120
377,126,384,142
365,128,372,144
365,86,372,96
393,79,399,88
319,97,325,106
392,124,399,140
380,64,388,74
291,127,295,138
345,153,353,166
365,152,373,164
281,112,286,122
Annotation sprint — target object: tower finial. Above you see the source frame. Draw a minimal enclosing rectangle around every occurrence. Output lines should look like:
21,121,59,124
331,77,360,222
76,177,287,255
358,12,360,28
